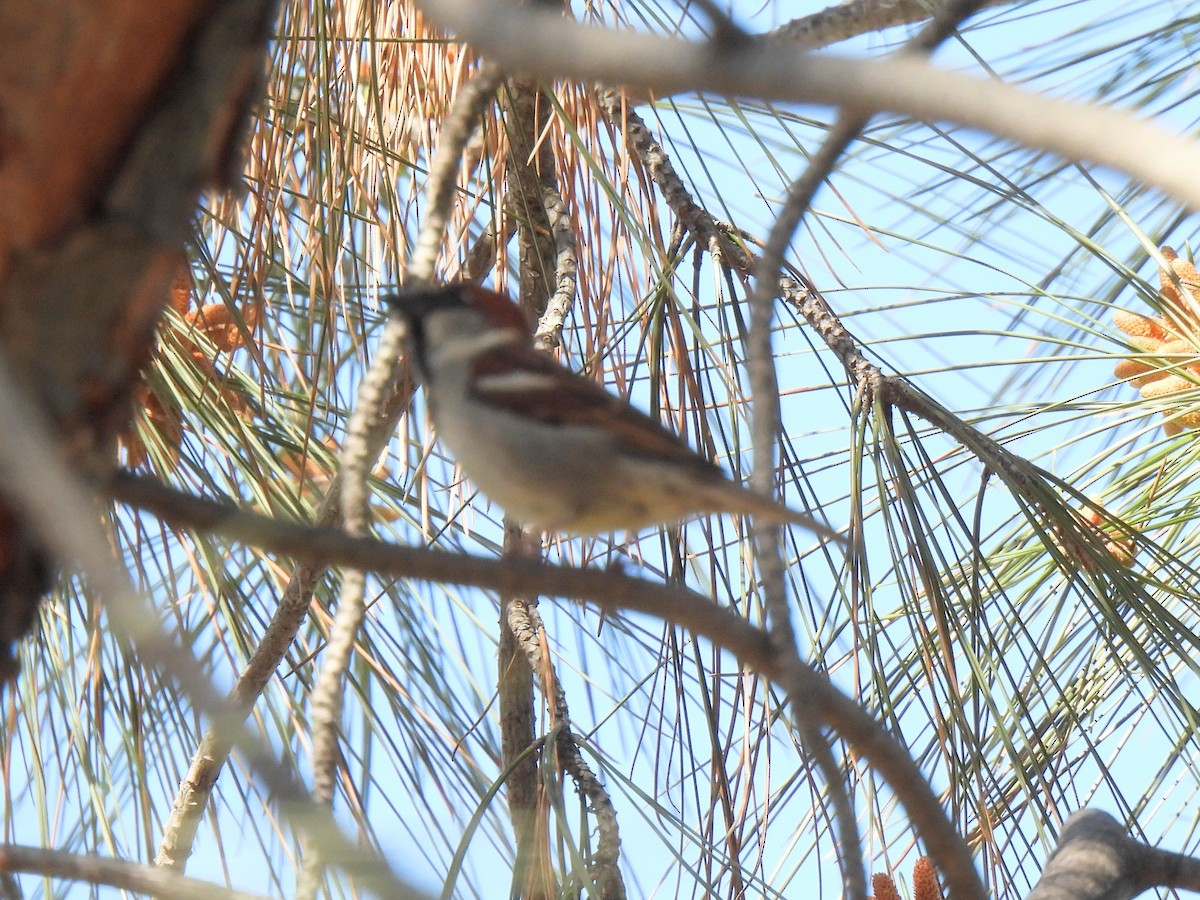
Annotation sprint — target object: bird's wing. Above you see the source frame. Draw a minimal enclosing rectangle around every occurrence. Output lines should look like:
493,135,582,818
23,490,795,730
468,342,721,472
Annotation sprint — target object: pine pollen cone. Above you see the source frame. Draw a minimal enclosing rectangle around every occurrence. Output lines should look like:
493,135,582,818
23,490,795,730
1112,246,1200,435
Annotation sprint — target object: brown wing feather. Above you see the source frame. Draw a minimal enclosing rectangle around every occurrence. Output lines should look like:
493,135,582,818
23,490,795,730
469,342,722,473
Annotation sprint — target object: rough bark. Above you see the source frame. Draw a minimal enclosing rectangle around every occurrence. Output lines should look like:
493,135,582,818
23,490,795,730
0,0,276,678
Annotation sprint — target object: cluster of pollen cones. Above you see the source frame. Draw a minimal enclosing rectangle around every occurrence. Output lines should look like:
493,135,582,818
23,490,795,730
1113,246,1200,436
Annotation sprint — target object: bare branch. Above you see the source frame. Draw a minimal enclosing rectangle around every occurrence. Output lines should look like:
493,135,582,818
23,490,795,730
503,552,625,899
594,89,741,268
418,0,1200,211
766,0,1016,49
297,62,507,897
744,5,992,897
496,64,598,895
746,200,868,896
1028,809,1200,900
498,526,552,900
109,470,774,675
0,359,421,899
0,844,272,900
109,469,976,897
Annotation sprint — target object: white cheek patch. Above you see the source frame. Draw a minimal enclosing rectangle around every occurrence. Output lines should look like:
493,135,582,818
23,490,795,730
475,370,561,396
435,328,523,365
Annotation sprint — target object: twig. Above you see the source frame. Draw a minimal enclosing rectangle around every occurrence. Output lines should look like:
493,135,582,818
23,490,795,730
594,88,747,272
498,72,562,900
745,4,994,895
0,843,272,900
0,358,421,900
295,62,506,898
554,731,624,900
531,183,578,353
498,525,550,899
766,0,1015,49
736,41,876,900
548,694,625,896
496,66,599,895
158,63,505,875
745,143,869,896
107,469,973,897
419,0,1200,211
502,78,561,315
504,562,625,899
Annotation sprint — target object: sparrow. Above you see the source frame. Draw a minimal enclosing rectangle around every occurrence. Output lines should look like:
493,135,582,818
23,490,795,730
386,284,845,545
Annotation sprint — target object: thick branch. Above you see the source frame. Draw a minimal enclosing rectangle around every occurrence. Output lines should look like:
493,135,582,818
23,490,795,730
1027,809,1200,900
0,0,277,676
